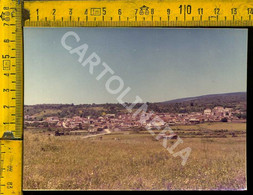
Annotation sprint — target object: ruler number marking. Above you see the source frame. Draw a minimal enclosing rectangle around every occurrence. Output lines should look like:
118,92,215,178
36,8,39,20
3,39,9,43
6,182,13,189
102,7,106,15
248,8,253,14
231,8,237,15
198,8,203,15
135,6,154,16
2,55,10,59
167,9,171,15
0,8,10,21
52,9,56,15
118,9,122,16
179,5,192,14
3,105,9,109
69,8,72,15
84,9,88,15
2,89,9,92
214,8,220,15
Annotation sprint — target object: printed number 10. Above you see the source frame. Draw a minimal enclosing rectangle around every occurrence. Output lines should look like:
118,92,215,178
179,5,191,14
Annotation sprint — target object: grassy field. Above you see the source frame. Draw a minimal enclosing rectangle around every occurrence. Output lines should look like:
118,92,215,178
23,122,246,190
171,122,246,131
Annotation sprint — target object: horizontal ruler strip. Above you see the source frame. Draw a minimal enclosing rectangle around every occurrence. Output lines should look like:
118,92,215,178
24,20,253,27
23,0,253,27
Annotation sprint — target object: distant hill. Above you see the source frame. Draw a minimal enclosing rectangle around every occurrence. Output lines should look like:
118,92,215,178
146,92,246,113
24,92,246,119
160,92,246,105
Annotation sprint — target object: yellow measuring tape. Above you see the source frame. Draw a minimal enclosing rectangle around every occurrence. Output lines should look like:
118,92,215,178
0,0,252,194
24,0,253,27
0,0,23,194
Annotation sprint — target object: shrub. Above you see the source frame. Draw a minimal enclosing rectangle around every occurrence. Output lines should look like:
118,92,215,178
221,117,228,122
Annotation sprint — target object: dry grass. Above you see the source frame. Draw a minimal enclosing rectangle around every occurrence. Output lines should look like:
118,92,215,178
23,123,246,190
172,122,246,131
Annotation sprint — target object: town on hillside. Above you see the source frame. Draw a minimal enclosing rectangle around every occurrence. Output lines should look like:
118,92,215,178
24,106,246,135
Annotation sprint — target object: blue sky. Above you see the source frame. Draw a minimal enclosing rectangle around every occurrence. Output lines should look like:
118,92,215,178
24,28,247,105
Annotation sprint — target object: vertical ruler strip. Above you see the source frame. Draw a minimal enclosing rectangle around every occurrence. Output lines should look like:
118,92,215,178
15,0,23,139
0,0,23,194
